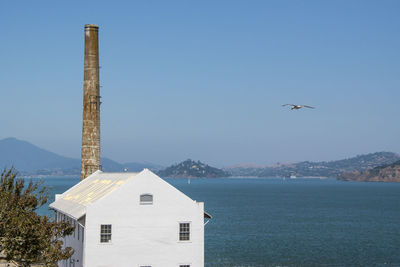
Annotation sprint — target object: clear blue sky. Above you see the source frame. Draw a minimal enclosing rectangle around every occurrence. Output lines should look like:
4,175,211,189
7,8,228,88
1,0,399,167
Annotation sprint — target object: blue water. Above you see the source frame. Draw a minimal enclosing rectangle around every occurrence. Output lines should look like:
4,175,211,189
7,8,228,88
34,177,400,266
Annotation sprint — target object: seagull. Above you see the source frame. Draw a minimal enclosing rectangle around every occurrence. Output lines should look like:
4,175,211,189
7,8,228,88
282,104,315,110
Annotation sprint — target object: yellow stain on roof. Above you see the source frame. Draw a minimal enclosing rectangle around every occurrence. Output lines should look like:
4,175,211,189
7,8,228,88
49,171,140,219
59,173,134,206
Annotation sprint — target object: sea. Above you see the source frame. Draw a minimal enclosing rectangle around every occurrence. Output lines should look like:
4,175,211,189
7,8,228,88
33,176,400,267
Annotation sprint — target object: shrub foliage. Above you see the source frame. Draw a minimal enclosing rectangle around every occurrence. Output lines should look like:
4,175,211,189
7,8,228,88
0,167,74,266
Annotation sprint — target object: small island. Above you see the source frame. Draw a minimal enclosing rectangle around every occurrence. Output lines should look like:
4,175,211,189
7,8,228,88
158,159,229,178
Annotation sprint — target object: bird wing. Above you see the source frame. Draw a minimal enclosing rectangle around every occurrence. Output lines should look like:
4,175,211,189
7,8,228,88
303,105,315,109
282,104,295,107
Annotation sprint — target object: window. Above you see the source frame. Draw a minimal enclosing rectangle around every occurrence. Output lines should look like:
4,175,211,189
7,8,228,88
180,265,190,267
140,194,153,205
179,223,190,241
100,224,112,243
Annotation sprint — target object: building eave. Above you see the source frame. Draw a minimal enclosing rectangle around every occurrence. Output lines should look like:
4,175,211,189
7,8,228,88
204,211,212,219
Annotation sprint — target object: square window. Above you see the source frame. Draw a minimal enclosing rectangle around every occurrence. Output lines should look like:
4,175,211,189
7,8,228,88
179,223,190,241
140,194,153,205
100,224,112,243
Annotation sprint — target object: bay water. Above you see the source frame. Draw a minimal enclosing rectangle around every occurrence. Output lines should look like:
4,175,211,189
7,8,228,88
33,177,400,266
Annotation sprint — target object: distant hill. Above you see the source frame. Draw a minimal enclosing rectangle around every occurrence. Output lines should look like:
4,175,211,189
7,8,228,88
338,160,400,182
226,152,400,178
0,137,162,175
158,159,229,178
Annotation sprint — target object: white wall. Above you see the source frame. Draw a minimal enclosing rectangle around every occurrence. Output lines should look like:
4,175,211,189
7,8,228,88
83,170,204,267
55,211,84,267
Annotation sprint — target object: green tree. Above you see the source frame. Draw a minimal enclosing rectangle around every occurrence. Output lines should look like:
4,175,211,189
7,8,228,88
0,167,74,266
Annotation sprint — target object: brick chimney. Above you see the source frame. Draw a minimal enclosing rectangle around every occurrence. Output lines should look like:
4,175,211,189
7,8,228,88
81,24,101,180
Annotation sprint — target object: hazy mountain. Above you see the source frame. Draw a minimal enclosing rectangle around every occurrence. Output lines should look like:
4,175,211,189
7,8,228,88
0,137,79,173
0,137,161,175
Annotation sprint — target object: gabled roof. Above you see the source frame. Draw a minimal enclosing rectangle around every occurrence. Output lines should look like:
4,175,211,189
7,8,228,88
50,169,212,221
49,170,139,220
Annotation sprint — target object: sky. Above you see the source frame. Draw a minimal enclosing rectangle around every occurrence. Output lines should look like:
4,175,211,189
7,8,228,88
1,0,399,167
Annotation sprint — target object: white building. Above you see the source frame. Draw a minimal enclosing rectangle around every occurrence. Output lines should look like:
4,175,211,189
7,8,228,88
49,169,211,267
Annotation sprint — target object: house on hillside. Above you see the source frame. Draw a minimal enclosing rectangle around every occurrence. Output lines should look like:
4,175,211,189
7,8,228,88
49,169,211,267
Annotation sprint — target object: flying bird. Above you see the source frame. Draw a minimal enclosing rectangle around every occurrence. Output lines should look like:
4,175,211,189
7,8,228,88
282,104,315,110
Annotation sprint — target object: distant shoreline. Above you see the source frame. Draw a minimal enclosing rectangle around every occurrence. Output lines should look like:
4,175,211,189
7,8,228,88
17,175,400,183
140,175,333,179
21,175,79,179
21,175,332,179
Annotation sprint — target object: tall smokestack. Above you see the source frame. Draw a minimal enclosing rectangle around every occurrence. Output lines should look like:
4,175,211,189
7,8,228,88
81,24,101,180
